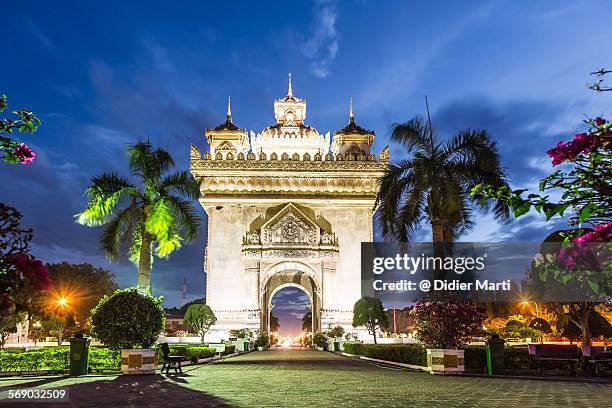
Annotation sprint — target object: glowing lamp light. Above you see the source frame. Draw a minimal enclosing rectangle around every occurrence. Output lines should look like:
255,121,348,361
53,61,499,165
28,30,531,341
57,297,68,307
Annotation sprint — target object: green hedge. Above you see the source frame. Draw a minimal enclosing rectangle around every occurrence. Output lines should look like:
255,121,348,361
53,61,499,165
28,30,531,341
0,347,69,372
0,346,120,372
343,343,427,366
88,347,121,370
342,342,364,355
464,346,487,371
463,345,535,372
343,343,534,371
158,345,216,363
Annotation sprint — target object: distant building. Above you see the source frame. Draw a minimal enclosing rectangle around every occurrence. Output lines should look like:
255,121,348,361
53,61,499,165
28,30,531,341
165,314,187,333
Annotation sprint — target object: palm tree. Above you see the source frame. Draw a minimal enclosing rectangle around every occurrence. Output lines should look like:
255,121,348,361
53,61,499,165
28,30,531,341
376,115,509,247
76,141,201,291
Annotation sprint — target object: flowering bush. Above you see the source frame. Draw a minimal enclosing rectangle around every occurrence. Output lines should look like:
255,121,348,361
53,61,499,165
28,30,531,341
414,300,486,349
0,95,40,165
472,116,610,227
547,117,609,165
0,203,52,315
472,114,611,295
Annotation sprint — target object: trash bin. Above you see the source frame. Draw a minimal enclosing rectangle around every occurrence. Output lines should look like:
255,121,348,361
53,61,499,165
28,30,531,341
486,334,505,375
69,333,91,376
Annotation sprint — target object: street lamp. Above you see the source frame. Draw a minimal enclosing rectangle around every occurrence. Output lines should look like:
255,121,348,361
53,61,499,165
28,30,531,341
521,300,539,318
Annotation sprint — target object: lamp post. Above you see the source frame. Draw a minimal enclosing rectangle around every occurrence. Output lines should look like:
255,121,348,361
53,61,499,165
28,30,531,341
521,300,539,318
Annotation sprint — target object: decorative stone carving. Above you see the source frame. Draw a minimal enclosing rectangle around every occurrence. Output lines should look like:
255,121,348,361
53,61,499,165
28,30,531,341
321,231,334,245
261,207,318,246
237,152,245,160
281,152,289,161
226,152,234,160
292,153,300,161
247,152,256,160
303,153,311,161
247,232,260,244
215,152,223,160
190,144,201,160
270,152,278,160
380,145,390,162
314,152,322,161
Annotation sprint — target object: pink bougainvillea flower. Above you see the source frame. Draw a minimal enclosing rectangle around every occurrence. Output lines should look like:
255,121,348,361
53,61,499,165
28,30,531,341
14,143,36,164
12,254,53,291
594,117,606,126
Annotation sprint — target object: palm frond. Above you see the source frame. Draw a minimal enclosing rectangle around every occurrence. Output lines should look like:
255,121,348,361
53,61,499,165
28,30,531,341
389,116,435,154
127,141,175,182
154,224,182,258
166,196,201,242
375,160,427,241
160,170,201,200
75,174,138,226
100,205,142,261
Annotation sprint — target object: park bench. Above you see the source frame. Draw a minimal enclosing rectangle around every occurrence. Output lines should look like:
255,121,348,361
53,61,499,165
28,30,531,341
159,343,182,374
530,344,579,376
582,346,612,376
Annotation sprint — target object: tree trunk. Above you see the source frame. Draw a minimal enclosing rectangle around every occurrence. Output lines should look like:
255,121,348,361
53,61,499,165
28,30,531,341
200,331,206,344
431,217,445,243
137,230,152,292
581,306,591,346
431,217,445,280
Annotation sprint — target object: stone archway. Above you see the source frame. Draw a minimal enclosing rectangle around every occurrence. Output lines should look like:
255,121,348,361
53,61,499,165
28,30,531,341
261,268,321,335
240,203,339,337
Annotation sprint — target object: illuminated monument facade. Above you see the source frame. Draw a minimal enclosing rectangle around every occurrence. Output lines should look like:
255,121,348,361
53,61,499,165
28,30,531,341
190,75,388,340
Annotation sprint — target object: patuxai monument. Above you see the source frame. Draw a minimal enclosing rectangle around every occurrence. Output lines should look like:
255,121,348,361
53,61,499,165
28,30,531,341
190,75,389,341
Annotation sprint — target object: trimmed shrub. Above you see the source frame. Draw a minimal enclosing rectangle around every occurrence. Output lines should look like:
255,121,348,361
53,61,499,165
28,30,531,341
89,347,121,370
91,287,165,350
342,342,364,355
362,344,427,366
0,346,121,372
223,345,235,355
505,347,536,370
158,345,216,363
464,345,487,371
312,332,327,348
342,343,427,366
460,345,537,372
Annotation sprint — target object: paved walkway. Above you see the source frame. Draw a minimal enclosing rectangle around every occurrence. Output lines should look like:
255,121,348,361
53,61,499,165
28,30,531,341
0,348,610,407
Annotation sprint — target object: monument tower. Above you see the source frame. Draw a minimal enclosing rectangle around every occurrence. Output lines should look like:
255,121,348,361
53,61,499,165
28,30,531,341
190,75,388,341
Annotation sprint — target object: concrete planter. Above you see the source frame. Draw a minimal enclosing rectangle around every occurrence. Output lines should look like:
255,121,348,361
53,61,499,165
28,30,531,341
257,346,264,351
121,349,158,375
426,349,464,375
316,346,324,351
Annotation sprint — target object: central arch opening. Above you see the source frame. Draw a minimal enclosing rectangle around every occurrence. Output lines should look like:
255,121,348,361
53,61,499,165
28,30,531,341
261,267,321,344
269,286,311,345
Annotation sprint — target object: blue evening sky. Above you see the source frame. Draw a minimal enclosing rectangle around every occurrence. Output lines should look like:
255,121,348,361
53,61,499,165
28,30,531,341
1,1,611,334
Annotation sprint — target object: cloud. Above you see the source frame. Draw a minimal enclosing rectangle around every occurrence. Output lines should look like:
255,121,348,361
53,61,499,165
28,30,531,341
27,21,54,52
303,0,340,78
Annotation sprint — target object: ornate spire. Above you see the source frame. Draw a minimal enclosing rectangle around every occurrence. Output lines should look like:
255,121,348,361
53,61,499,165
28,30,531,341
210,96,241,131
287,73,293,97
349,97,354,124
